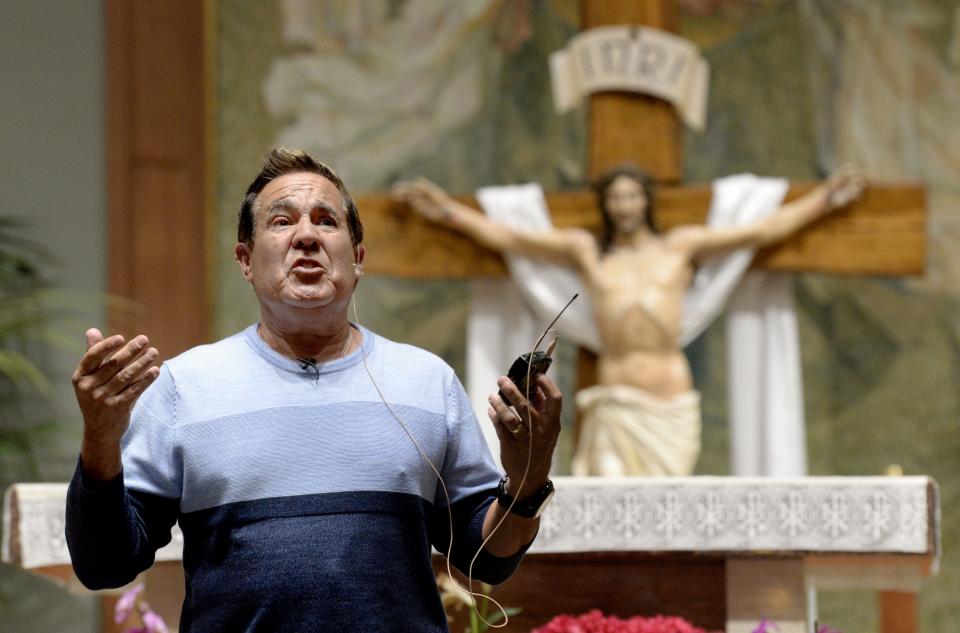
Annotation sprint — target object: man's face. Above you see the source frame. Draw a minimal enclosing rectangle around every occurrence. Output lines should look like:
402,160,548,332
235,171,364,313
604,175,649,236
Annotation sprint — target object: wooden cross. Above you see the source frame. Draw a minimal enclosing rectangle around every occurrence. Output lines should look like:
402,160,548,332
354,0,925,378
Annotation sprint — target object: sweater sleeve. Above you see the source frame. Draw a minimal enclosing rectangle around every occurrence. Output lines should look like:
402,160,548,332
65,364,182,589
65,459,180,589
428,489,531,585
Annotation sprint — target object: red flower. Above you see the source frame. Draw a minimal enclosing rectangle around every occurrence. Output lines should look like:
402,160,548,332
532,610,721,633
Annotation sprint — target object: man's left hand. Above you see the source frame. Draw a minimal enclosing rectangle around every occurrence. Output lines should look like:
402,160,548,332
488,373,562,501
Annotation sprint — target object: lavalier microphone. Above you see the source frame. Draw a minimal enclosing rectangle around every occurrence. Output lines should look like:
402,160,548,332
297,357,320,379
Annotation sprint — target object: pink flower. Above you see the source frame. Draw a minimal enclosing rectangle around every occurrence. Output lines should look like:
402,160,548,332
752,619,779,633
114,584,144,624
142,609,169,633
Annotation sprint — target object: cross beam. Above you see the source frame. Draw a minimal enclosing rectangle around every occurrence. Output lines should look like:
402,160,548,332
358,182,926,279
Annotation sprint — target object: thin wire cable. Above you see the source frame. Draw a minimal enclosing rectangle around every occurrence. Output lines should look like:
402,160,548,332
467,295,576,628
351,293,577,628
351,297,513,623
467,336,540,628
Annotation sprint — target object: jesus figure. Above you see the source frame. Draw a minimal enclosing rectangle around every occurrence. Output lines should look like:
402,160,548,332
394,166,863,476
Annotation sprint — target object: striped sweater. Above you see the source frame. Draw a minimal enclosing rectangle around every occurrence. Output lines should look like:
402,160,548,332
66,324,525,632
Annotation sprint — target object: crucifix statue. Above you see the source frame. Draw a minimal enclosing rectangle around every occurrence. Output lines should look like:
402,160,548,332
355,0,926,476
394,164,865,477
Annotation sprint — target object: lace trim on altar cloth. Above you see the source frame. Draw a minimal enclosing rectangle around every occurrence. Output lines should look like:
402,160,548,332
531,476,937,556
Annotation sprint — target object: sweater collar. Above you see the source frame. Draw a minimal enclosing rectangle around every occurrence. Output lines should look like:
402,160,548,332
242,322,374,375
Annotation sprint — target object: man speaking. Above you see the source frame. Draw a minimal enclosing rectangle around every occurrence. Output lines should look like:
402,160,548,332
66,147,562,632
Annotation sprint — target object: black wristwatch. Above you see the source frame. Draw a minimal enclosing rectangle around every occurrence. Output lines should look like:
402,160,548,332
496,477,555,519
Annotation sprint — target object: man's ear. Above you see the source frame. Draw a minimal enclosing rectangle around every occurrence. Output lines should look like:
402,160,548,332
355,244,366,270
353,244,366,288
235,242,253,281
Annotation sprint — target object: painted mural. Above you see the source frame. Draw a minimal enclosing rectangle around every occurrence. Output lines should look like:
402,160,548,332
215,1,960,630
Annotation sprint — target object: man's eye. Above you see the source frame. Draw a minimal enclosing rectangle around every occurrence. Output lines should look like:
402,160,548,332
272,217,291,226
320,217,337,227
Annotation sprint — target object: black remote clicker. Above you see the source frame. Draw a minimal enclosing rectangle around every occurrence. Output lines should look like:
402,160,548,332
496,293,577,406
499,350,553,404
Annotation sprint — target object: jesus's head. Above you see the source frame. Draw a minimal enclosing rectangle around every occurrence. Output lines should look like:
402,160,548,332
592,164,658,251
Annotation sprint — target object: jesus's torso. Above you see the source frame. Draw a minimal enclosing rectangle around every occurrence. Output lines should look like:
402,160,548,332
583,238,695,398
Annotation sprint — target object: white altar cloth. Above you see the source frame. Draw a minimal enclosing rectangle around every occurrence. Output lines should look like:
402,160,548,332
3,477,937,573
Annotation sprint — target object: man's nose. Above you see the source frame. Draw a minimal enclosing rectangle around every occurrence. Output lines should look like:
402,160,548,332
292,216,321,250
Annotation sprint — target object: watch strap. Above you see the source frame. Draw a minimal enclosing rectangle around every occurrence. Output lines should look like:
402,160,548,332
497,477,554,519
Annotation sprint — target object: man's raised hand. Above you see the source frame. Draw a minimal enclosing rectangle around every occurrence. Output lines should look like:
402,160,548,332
72,328,160,480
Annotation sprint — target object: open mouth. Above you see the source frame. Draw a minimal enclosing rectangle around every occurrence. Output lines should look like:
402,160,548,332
291,259,325,274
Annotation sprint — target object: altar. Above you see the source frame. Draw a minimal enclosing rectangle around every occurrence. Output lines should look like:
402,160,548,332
4,476,939,633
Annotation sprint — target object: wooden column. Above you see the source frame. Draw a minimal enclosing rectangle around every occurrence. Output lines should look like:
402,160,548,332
104,2,208,628
106,0,209,359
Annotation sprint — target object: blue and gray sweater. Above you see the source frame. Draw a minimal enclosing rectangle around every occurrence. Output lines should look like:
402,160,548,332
66,324,525,632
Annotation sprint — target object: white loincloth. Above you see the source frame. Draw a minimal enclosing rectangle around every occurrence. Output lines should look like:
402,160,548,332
571,385,701,477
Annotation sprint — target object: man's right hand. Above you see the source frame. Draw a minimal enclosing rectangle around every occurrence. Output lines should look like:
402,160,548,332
71,328,160,481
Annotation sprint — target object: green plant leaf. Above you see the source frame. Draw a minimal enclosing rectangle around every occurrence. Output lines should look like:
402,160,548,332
0,350,52,394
